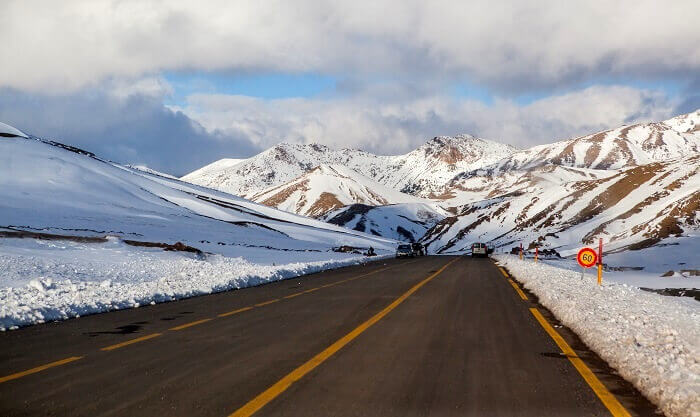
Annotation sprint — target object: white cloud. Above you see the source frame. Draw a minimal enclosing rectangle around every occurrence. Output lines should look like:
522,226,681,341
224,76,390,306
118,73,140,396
1,0,698,93
173,85,678,153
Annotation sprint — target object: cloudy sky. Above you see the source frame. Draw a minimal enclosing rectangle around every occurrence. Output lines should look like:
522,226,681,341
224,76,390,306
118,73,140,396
1,0,699,175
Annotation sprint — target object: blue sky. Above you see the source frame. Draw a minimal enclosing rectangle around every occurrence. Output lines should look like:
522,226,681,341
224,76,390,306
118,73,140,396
163,72,339,106
1,1,698,174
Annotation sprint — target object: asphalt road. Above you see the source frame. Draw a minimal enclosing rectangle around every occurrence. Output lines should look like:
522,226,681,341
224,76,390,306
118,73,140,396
0,255,657,416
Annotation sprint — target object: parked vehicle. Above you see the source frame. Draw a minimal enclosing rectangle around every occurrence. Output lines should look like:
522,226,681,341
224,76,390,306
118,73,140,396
396,244,414,258
411,242,426,256
471,242,488,258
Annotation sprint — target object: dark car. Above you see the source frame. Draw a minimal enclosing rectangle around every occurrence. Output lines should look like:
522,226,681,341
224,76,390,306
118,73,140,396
411,242,425,256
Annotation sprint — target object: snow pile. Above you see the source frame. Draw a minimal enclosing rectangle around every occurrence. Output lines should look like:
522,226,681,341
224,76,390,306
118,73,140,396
494,255,699,417
0,240,387,331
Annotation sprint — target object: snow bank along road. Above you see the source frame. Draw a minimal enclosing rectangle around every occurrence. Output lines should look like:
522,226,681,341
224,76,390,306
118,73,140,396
0,256,658,416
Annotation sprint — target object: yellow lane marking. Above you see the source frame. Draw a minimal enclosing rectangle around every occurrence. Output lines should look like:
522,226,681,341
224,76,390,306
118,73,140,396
219,306,254,317
529,308,631,417
229,257,460,417
499,267,509,278
100,333,162,351
283,292,304,299
254,299,280,307
0,356,83,384
508,279,528,300
169,318,213,331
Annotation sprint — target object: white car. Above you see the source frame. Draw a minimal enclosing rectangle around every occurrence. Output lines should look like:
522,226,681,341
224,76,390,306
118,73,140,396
471,242,488,258
396,244,414,258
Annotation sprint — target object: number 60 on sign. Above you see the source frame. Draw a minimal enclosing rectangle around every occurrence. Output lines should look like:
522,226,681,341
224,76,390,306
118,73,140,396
577,247,597,268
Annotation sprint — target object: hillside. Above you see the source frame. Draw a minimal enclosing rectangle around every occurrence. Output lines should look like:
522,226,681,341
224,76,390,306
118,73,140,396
0,133,395,256
479,111,700,174
324,203,448,242
423,156,699,260
250,164,428,217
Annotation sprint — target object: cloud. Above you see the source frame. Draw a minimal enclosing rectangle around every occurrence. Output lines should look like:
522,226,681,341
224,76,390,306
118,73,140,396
171,85,677,154
1,0,698,94
0,82,260,176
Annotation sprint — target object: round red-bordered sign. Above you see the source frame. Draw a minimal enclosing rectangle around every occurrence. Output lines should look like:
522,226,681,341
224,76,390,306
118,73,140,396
577,247,598,268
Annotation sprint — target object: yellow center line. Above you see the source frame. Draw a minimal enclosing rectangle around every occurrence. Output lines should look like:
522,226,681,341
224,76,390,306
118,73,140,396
498,267,509,278
0,356,83,384
100,333,162,351
169,318,213,331
254,299,280,307
219,306,254,317
282,292,304,299
229,257,460,417
529,308,631,417
508,279,529,300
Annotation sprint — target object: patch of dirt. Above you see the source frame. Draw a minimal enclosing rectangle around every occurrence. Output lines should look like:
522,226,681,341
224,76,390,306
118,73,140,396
260,179,310,208
0,230,107,242
644,191,699,240
307,192,345,217
122,240,204,255
0,229,204,256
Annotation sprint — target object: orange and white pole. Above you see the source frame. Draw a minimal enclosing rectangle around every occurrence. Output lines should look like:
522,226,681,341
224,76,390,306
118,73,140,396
534,246,538,263
597,238,603,286
519,243,523,260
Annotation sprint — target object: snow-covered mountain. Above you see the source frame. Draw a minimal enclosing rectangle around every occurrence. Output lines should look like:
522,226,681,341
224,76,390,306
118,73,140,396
423,155,699,257
479,110,700,174
181,135,516,198
180,110,699,259
250,164,428,217
324,203,448,242
374,135,516,196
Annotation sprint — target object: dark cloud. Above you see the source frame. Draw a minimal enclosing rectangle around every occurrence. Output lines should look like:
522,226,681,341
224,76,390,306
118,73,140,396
0,89,260,176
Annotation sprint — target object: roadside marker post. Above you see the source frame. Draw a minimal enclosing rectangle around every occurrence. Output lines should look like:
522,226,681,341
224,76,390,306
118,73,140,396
519,243,523,260
600,238,604,285
534,246,538,263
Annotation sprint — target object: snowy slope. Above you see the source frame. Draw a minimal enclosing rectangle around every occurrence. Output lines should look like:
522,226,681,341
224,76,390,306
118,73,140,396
0,128,401,329
423,156,700,262
324,203,448,243
181,135,515,198
250,164,429,217
0,121,28,138
0,135,397,254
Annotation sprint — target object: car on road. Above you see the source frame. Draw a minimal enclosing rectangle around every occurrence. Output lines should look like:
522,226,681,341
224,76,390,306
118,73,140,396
411,242,426,256
471,242,488,258
396,244,415,258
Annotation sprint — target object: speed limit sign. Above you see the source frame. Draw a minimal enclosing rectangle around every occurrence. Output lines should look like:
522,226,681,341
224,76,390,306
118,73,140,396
577,247,598,268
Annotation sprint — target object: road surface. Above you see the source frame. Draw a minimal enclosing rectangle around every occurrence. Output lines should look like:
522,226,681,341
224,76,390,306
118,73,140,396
0,256,657,416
